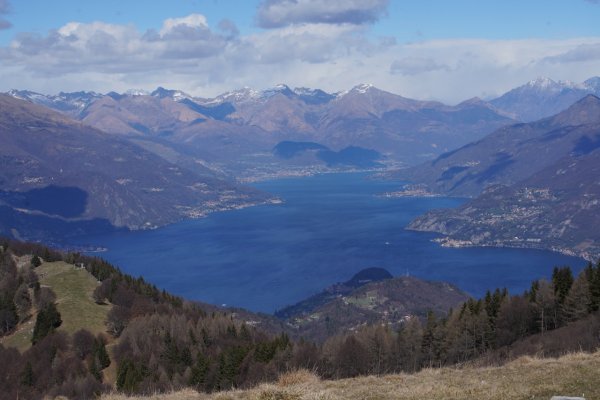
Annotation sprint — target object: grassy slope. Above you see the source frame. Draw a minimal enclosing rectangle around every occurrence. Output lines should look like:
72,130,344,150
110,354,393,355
0,261,111,352
103,351,600,400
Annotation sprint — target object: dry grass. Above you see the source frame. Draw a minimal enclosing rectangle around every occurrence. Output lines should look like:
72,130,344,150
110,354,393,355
277,370,320,387
102,350,600,400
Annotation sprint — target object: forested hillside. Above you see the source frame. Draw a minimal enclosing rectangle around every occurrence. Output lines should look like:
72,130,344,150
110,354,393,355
1,238,599,399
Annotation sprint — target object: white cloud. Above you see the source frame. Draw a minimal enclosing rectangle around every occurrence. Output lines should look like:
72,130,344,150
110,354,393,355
159,14,208,36
256,0,388,28
0,14,599,104
542,42,600,63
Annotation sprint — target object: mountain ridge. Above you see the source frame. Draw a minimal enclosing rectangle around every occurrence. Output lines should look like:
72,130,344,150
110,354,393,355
404,95,600,260
0,94,272,242
490,76,600,122
397,94,600,197
5,83,517,173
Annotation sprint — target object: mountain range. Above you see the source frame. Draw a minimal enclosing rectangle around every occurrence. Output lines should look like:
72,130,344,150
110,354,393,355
8,77,600,177
8,83,518,176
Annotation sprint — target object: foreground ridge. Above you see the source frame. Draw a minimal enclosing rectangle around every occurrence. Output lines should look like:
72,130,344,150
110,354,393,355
103,351,599,400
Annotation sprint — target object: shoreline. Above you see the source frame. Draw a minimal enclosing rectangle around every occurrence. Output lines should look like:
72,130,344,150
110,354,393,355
429,235,595,263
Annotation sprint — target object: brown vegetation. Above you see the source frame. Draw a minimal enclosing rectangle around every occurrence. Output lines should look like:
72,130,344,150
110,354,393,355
101,351,600,400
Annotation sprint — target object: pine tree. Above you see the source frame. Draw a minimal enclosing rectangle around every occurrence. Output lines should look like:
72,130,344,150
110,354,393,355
30,255,42,268
588,261,600,312
528,280,540,302
31,302,62,344
89,358,102,381
0,294,18,335
189,352,210,388
421,311,444,367
116,359,145,393
94,337,111,369
552,266,574,304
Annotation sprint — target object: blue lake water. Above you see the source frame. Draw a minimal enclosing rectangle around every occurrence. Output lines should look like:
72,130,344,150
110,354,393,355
74,172,585,313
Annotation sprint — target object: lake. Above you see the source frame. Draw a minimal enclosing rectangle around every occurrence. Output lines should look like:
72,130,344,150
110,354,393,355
73,172,585,313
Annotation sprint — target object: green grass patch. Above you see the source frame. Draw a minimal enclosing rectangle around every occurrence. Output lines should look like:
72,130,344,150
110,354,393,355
37,261,111,337
0,316,36,352
1,261,111,352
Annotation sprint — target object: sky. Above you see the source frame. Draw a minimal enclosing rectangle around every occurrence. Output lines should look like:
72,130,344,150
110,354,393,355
0,0,599,103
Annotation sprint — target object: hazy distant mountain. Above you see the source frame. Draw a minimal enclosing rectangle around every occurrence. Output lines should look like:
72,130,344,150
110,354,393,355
400,95,600,197
6,84,516,174
273,141,383,168
0,95,271,241
490,77,600,122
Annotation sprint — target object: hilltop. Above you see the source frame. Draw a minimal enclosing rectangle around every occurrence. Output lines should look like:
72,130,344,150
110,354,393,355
276,268,469,342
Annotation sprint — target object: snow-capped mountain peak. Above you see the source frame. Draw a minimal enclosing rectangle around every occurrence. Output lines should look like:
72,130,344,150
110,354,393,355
526,77,558,89
336,83,376,98
583,76,600,92
261,84,294,99
6,89,100,112
7,89,45,102
150,87,192,101
524,77,587,91
206,87,262,104
292,87,335,104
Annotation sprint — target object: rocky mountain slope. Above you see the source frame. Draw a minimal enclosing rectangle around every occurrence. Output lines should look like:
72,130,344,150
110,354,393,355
0,95,271,242
399,95,600,197
405,95,600,260
408,146,600,260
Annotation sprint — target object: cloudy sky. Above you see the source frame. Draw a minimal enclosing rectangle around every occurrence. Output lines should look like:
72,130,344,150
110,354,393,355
1,0,599,103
